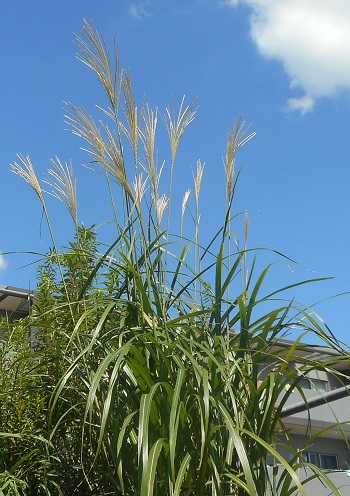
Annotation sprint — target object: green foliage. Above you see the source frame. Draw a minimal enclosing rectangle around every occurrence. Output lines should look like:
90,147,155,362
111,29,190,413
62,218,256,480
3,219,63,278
2,19,349,495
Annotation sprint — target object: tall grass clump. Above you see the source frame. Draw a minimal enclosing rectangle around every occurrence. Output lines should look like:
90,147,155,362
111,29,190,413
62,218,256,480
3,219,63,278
2,20,350,495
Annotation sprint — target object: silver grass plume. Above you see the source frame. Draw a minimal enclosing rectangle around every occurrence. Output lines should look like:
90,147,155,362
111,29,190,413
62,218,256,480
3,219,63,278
140,104,158,195
224,118,256,199
76,19,120,109
44,157,78,227
153,194,169,225
11,154,60,257
181,189,191,221
103,123,134,200
132,174,148,212
121,70,139,157
181,189,191,251
11,154,44,204
165,96,197,164
65,103,105,162
65,103,134,202
244,210,249,246
193,160,204,209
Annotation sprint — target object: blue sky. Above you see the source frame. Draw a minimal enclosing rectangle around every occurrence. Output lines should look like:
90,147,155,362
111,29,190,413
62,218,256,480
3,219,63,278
2,1,350,345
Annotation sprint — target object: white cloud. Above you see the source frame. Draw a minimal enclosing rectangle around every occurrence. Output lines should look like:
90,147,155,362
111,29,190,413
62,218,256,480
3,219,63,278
129,2,152,20
0,253,8,271
228,0,350,113
285,95,314,115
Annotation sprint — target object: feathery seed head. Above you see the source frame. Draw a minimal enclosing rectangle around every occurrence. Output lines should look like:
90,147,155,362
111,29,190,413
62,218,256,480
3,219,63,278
244,210,249,245
140,104,158,193
132,174,148,211
11,154,44,204
153,194,169,225
44,157,78,226
76,20,120,108
65,104,134,201
224,118,256,199
181,189,191,219
102,124,134,200
122,70,139,155
193,160,204,207
65,104,105,161
165,96,197,163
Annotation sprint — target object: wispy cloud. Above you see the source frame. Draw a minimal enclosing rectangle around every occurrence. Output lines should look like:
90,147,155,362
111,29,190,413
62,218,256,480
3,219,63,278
284,95,314,116
129,2,152,20
0,253,8,271
227,0,350,113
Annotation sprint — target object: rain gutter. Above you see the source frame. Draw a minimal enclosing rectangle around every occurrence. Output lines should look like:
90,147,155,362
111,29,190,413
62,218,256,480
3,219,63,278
281,384,350,418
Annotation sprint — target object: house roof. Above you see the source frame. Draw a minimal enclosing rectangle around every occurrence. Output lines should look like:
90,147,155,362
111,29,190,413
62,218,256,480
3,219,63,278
268,336,350,371
230,331,350,371
0,285,34,317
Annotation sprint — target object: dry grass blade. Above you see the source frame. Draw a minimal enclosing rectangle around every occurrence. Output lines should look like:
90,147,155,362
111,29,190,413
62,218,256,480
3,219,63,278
44,157,78,226
165,96,197,163
76,19,120,108
11,154,44,203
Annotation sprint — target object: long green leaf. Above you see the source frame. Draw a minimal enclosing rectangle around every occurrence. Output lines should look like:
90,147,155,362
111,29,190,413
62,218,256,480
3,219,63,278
140,438,165,496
